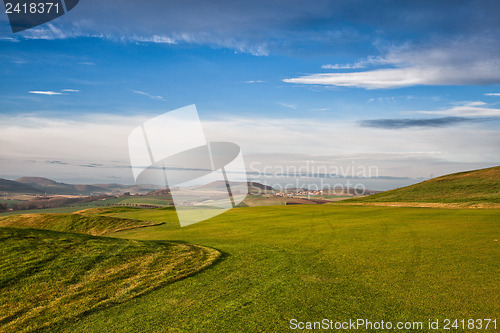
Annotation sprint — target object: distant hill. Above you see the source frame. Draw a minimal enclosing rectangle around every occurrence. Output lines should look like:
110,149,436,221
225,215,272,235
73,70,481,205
0,178,42,193
0,177,275,196
248,182,274,194
0,177,160,195
16,177,59,187
93,183,160,194
15,177,109,195
350,166,500,204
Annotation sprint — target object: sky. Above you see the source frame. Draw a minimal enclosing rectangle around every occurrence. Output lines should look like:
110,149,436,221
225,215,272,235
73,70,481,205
0,0,499,189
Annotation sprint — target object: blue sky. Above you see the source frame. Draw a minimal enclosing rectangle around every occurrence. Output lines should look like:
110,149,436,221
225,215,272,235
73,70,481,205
0,0,499,188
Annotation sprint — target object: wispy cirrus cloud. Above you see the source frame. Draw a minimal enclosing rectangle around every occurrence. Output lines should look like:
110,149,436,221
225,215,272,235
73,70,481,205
29,91,62,95
484,93,500,96
29,89,80,95
15,24,269,55
368,97,397,103
0,37,19,42
18,24,177,45
21,24,72,40
129,35,176,44
131,90,165,101
321,63,365,69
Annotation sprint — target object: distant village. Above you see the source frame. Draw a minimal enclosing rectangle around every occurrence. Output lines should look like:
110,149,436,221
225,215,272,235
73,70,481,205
274,190,325,197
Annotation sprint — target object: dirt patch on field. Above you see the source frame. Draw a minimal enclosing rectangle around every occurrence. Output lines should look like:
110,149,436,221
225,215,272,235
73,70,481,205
336,202,500,209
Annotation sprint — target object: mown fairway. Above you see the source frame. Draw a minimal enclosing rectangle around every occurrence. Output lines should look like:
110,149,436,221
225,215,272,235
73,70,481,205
42,205,499,332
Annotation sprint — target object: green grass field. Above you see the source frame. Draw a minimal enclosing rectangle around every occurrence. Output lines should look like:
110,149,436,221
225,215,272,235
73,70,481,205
3,204,491,332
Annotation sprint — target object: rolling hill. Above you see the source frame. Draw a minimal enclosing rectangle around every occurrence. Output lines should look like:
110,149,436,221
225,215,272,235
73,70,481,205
16,177,109,195
0,178,42,193
348,165,500,204
0,177,159,195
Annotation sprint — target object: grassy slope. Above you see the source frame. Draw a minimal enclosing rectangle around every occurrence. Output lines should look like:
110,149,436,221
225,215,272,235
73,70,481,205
0,207,163,236
54,205,499,332
348,166,500,204
0,227,220,332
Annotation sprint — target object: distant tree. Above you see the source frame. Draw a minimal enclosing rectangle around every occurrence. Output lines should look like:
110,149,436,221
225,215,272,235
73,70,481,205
0,202,6,211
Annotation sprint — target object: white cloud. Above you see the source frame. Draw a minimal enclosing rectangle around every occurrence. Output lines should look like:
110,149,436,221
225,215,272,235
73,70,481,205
29,89,80,95
285,38,500,89
174,32,269,56
21,24,70,40
243,80,265,83
15,25,268,56
0,37,19,42
20,25,175,47
131,90,165,100
130,35,177,44
368,97,396,103
285,65,500,89
321,63,365,69
28,91,62,95
485,93,500,96
126,32,269,55
411,101,500,117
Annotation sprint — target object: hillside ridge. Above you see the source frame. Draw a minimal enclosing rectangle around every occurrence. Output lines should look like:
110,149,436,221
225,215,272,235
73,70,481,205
348,165,500,205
